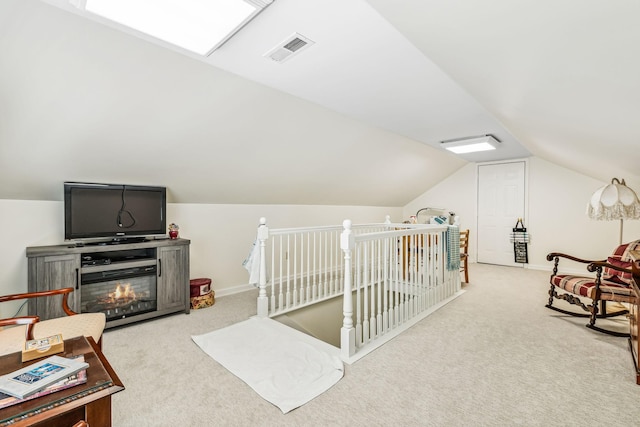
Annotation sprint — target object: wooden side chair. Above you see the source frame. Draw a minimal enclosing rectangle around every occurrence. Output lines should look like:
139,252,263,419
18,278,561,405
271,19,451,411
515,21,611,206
0,288,105,356
459,229,469,283
401,233,426,281
546,239,640,336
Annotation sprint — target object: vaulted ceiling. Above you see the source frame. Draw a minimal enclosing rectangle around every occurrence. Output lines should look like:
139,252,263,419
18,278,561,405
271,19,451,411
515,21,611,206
1,0,638,205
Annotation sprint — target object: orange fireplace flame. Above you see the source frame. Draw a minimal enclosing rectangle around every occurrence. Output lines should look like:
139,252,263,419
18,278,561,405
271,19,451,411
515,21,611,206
110,283,136,302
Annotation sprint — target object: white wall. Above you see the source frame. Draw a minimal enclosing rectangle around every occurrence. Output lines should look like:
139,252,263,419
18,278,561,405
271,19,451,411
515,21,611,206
4,155,640,316
404,156,640,272
0,200,400,316
526,157,628,267
169,203,401,294
404,163,477,259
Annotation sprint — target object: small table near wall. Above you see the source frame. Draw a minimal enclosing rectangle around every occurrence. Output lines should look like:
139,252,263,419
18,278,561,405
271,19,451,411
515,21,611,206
0,335,124,426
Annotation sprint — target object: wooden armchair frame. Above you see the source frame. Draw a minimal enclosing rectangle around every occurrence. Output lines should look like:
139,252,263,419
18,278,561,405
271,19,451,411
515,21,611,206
0,287,103,351
546,251,635,337
0,316,39,341
0,287,78,315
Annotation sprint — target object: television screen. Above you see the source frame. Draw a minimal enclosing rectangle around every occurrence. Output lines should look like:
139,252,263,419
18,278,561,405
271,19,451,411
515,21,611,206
64,182,167,241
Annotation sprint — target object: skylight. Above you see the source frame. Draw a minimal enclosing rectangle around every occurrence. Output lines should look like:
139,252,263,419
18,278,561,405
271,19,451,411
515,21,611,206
80,0,273,56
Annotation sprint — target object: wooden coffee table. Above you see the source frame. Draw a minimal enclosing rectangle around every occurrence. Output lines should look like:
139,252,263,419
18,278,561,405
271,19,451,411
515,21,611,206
0,335,124,427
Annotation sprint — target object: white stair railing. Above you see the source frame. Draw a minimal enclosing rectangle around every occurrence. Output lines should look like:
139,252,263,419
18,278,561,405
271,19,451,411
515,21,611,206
256,217,393,318
340,220,460,361
254,217,461,361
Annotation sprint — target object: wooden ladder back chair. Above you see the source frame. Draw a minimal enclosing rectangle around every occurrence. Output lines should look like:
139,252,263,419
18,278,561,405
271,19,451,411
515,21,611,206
401,233,428,281
546,239,640,337
460,229,470,283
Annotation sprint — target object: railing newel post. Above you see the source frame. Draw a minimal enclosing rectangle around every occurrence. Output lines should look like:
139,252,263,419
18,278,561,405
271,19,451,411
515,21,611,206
341,219,356,359
257,217,269,318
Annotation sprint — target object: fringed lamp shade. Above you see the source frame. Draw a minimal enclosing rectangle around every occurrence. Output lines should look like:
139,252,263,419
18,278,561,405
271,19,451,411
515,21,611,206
587,178,640,244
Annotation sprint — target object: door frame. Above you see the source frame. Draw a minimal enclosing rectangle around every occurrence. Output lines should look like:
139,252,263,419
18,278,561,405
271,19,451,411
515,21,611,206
476,158,530,267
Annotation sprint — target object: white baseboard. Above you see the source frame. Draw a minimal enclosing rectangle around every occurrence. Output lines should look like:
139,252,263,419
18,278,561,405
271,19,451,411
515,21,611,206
214,283,256,298
525,263,549,272
525,263,592,276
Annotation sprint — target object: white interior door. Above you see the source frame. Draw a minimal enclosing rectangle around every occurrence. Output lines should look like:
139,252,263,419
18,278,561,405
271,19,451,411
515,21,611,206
477,161,526,266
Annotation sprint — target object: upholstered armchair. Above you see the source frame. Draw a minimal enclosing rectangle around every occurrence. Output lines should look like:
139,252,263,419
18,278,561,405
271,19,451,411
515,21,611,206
0,288,105,356
546,240,640,336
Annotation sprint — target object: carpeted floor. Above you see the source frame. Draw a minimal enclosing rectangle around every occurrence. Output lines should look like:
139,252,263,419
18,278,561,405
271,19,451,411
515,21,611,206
102,263,640,426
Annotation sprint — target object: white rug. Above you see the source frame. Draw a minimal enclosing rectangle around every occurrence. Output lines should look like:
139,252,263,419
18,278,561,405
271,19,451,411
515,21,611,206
192,317,344,413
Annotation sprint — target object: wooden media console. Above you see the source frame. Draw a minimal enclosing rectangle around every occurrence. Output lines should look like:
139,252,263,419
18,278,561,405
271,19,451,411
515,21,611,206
26,238,190,328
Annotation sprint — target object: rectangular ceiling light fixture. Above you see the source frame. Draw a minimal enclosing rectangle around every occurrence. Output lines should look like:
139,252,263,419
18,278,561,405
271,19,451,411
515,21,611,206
440,135,500,154
78,0,274,56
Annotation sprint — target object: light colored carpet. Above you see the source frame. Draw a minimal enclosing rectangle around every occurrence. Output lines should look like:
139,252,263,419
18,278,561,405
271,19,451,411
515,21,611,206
102,264,640,426
191,317,343,413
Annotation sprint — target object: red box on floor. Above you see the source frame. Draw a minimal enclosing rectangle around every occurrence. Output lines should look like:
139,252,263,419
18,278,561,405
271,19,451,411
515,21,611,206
190,278,211,298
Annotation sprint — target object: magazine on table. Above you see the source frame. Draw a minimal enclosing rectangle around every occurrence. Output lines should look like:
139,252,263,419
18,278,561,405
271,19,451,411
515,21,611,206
0,355,89,399
0,355,87,409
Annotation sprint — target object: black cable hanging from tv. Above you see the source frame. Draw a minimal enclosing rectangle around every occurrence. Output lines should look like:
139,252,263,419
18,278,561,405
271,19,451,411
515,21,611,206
117,186,136,228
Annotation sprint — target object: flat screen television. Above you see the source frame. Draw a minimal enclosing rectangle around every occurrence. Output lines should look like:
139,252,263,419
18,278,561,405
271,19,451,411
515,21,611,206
64,182,167,242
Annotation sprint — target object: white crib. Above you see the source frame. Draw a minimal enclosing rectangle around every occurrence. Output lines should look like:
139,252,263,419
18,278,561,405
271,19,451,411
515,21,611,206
252,216,463,363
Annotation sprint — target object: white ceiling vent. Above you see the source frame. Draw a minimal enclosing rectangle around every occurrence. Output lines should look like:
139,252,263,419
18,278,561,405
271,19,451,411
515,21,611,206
264,33,314,63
